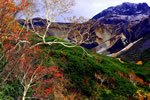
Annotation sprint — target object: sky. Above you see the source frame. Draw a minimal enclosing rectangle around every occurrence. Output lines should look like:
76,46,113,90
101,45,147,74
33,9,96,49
55,0,150,22
18,0,150,22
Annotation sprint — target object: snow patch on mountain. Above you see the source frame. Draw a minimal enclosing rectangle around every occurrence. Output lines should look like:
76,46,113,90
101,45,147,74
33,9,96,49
109,14,149,23
92,2,150,23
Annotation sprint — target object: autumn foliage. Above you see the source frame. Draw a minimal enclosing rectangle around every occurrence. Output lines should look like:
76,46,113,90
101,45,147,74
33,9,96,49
0,0,23,33
0,0,65,99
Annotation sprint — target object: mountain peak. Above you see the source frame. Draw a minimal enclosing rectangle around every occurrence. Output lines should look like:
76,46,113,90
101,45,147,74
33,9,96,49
120,2,149,10
121,2,148,6
122,2,137,6
92,2,150,20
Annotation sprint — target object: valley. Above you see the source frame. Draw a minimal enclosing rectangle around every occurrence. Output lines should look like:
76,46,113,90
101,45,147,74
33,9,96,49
0,1,150,100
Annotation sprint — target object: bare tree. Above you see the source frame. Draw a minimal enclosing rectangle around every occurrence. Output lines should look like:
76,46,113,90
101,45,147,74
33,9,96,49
95,73,107,86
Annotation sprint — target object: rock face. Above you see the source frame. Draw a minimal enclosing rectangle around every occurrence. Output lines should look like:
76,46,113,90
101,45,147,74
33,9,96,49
87,2,150,55
63,2,150,55
17,2,150,55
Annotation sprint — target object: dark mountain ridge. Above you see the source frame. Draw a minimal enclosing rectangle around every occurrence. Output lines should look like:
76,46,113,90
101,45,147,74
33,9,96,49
92,2,150,20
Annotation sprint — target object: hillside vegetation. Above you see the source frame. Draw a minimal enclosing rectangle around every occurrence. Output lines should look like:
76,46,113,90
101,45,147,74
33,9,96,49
0,35,150,99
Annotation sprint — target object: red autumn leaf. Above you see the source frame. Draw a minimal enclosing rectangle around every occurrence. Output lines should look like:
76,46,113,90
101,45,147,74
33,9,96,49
55,73,63,78
44,88,52,93
18,6,24,10
8,36,15,41
36,86,42,91
4,13,8,17
13,28,18,33
26,3,30,6
12,8,16,12
37,66,44,72
22,0,25,7
136,77,145,84
13,33,19,38
5,0,8,3
0,3,2,8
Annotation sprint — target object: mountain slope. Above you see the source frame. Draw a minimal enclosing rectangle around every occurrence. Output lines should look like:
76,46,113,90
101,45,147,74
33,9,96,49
89,2,150,55
0,36,150,99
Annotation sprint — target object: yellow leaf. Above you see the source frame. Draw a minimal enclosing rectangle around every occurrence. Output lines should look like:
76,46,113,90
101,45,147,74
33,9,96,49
117,58,125,63
136,61,143,65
